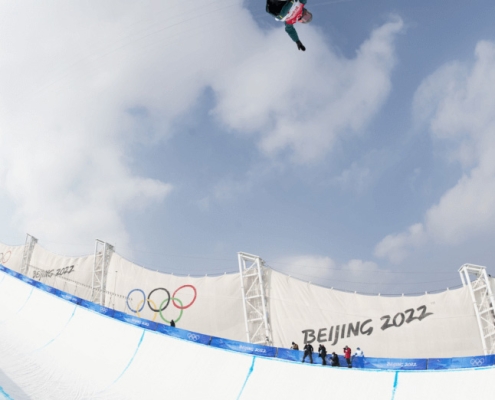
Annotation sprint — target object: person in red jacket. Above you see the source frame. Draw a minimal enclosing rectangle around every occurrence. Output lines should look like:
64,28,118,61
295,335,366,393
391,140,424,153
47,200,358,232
344,345,352,368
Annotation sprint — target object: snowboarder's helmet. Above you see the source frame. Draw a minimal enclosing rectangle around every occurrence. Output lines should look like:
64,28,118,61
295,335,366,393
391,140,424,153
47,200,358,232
300,9,312,24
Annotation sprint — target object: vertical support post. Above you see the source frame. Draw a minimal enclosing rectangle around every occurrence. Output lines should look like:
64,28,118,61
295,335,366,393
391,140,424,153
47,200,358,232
91,239,114,305
238,252,272,345
20,234,38,276
238,253,251,343
459,264,495,355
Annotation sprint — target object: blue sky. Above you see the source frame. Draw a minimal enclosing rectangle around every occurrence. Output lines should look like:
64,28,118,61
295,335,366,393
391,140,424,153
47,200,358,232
1,0,495,294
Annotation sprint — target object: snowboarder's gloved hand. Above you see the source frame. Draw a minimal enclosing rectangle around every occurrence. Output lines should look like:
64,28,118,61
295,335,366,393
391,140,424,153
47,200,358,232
296,40,306,51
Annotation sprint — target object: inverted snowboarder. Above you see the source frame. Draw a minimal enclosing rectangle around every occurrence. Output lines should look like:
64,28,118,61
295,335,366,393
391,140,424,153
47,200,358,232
266,0,313,51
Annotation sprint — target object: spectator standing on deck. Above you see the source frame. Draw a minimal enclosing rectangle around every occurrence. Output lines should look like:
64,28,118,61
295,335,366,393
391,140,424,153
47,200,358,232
352,347,365,368
330,352,340,367
170,319,175,327
302,343,314,363
318,344,327,365
291,342,299,350
344,345,352,368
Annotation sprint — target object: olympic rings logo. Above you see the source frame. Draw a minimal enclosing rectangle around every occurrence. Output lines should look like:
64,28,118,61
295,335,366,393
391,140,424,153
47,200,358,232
470,358,484,367
126,285,197,324
0,251,11,264
187,333,200,342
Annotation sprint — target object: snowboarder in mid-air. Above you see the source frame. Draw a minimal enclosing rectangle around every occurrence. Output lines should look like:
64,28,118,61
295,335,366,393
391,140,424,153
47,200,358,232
266,0,313,51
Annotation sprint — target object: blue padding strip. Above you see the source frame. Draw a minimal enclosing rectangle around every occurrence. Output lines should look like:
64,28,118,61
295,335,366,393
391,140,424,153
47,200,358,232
34,304,77,352
237,357,256,400
112,311,158,331
0,386,14,400
0,286,34,326
364,357,427,370
58,292,82,305
391,371,399,400
111,330,145,385
17,286,34,314
80,300,115,318
210,337,276,357
156,323,211,344
427,355,495,369
276,348,302,362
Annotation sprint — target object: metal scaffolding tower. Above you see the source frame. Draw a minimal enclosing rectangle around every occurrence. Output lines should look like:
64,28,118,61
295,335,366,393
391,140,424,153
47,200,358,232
238,252,272,346
20,234,38,276
459,263,495,355
91,240,114,306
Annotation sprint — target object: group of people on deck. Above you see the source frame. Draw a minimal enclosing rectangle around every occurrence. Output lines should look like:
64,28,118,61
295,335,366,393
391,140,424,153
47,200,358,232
291,342,365,367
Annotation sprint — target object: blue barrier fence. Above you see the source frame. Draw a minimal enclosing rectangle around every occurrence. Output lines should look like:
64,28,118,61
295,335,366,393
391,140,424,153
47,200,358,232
276,348,304,362
210,337,277,357
156,323,212,345
427,355,495,369
80,300,116,318
58,292,83,305
2,264,495,371
364,357,427,370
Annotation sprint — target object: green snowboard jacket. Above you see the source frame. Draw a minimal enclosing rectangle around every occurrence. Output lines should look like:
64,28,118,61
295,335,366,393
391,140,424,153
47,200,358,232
275,0,307,42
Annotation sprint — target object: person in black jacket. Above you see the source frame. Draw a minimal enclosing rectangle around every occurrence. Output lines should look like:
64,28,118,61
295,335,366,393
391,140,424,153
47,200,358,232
318,344,327,365
330,352,340,367
302,343,314,363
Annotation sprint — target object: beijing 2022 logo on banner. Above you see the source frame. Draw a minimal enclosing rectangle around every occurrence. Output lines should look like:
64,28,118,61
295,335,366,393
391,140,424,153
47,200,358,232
126,285,197,324
301,305,434,345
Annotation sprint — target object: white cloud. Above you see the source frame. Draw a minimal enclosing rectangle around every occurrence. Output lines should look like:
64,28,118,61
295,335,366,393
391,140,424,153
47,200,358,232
272,255,391,292
274,255,337,282
408,168,421,191
375,40,495,263
0,2,403,254
374,223,425,264
0,1,194,251
340,259,394,292
335,162,371,193
212,15,404,164
341,258,382,276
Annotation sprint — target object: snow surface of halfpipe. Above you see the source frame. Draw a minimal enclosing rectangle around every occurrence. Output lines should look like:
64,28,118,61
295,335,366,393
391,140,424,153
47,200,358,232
0,269,493,399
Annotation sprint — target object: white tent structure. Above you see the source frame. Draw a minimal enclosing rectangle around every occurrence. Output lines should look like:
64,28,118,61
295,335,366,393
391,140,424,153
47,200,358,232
0,266,494,399
1,236,495,398
2,238,495,358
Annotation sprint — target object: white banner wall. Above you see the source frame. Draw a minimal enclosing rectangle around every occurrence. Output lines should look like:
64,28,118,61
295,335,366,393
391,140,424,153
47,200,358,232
1,241,487,356
490,276,495,304
28,245,95,300
105,253,246,340
10,242,247,341
268,270,482,358
0,243,24,272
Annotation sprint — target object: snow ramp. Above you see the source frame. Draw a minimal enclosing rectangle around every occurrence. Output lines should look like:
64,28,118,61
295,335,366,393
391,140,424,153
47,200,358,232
0,269,493,399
